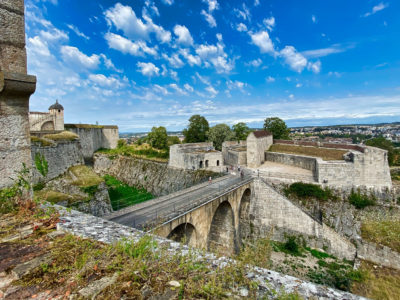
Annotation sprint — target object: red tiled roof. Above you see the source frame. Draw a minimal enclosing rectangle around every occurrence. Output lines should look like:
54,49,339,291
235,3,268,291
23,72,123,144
252,130,272,138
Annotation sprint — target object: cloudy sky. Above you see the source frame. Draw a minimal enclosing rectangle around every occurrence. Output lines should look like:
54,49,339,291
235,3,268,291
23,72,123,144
26,0,400,132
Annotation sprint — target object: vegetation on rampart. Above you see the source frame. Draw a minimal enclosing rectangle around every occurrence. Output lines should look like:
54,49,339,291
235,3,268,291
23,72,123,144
104,175,153,210
348,190,376,209
97,143,169,162
284,182,336,201
30,136,54,147
43,131,79,141
68,165,104,187
269,144,347,160
64,123,118,129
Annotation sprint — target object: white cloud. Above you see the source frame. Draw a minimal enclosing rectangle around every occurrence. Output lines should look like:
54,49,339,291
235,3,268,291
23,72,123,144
162,53,185,68
169,83,188,95
89,74,124,88
137,62,160,77
161,0,174,5
105,3,170,43
100,54,121,72
195,40,234,73
144,0,159,16
180,49,201,66
234,4,251,21
202,0,219,12
67,24,89,40
173,25,194,46
280,46,308,73
227,80,246,92
201,10,217,28
296,83,302,88
105,32,157,56
195,72,210,85
205,85,218,98
153,84,169,95
266,76,275,83
60,46,100,69
302,44,350,58
254,0,260,6
27,36,51,57
263,17,275,31
311,15,317,23
363,2,389,17
236,23,248,32
184,83,194,92
40,28,68,42
246,58,262,67
308,60,321,74
249,31,275,54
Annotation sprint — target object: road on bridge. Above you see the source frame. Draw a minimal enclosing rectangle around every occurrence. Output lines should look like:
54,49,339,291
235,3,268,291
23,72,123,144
105,174,252,230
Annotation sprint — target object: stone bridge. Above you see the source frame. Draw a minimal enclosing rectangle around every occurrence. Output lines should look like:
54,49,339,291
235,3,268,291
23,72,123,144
106,175,253,255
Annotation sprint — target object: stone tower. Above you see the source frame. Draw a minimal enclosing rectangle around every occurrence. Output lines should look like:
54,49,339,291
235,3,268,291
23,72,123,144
48,100,64,130
0,0,37,188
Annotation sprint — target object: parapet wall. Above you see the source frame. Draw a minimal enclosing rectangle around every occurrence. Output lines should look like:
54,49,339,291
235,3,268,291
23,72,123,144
65,124,118,160
265,152,317,172
31,140,84,183
222,141,247,167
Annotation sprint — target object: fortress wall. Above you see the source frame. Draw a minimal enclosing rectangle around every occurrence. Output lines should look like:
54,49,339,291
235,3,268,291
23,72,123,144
223,149,247,167
252,179,356,260
94,153,220,197
247,134,273,168
31,140,84,184
0,0,36,188
65,125,119,160
265,152,317,172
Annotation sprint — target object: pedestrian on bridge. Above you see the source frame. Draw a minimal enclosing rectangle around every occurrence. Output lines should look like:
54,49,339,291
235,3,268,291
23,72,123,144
209,176,212,184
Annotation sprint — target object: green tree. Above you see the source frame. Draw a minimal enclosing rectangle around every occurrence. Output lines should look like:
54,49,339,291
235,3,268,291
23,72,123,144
263,117,290,140
182,115,209,143
167,136,181,146
207,123,234,151
365,137,395,165
147,126,168,149
232,122,250,141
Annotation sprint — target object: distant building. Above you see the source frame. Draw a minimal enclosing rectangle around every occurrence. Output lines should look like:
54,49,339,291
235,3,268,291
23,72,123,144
29,100,64,131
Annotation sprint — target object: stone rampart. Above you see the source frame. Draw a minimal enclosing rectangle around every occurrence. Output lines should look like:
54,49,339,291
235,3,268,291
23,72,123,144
65,124,118,160
246,132,273,168
222,141,247,166
265,152,317,172
31,140,84,183
251,178,356,260
358,241,400,270
94,153,220,197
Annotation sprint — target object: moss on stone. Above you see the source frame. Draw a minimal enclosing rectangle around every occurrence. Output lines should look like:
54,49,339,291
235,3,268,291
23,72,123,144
30,136,54,147
68,165,104,187
35,190,85,205
43,131,79,141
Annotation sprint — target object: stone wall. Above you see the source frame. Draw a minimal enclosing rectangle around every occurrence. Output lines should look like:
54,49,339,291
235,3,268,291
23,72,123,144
251,178,356,260
0,0,36,188
222,141,247,167
358,241,400,270
246,133,273,168
94,153,220,197
31,140,84,184
65,124,118,160
265,152,317,172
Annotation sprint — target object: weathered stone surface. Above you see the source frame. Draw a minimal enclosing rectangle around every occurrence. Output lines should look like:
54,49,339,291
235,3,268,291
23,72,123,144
56,205,367,299
12,253,52,279
78,273,118,299
94,154,221,197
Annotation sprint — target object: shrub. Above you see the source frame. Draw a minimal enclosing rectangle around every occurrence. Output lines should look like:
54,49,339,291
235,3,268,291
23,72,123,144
348,190,376,209
34,152,48,177
117,139,127,148
283,236,301,256
285,182,335,201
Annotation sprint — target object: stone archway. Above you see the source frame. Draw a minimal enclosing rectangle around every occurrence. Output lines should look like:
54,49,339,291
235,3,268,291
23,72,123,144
207,201,237,255
239,188,252,246
41,121,54,131
167,223,197,247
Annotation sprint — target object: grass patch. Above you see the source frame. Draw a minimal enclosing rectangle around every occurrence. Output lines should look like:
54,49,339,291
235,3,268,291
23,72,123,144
30,136,54,147
97,143,169,162
68,165,103,187
305,247,335,259
361,215,400,252
35,190,85,205
269,144,347,161
284,182,336,201
272,236,303,256
348,190,376,209
236,237,272,269
104,175,154,210
43,131,79,141
352,260,400,300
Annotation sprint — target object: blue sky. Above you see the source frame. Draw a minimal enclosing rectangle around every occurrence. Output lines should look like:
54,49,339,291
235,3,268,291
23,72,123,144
26,0,400,132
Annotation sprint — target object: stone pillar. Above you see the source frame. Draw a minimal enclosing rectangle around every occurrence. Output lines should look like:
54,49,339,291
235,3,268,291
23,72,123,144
0,0,36,188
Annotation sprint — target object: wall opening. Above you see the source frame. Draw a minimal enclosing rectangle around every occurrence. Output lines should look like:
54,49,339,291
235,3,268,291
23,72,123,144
239,188,252,247
41,121,54,131
217,160,220,166
207,201,237,255
199,161,203,168
167,223,197,247
205,160,209,167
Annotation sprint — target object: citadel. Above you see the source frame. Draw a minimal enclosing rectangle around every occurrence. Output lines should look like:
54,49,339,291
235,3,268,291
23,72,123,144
1,1,399,299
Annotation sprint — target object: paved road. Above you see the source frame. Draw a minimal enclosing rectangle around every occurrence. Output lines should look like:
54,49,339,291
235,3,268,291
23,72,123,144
106,174,252,229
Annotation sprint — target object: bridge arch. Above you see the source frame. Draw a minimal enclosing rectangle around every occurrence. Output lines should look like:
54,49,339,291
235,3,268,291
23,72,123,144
207,201,237,255
167,223,197,247
41,121,54,131
239,188,252,246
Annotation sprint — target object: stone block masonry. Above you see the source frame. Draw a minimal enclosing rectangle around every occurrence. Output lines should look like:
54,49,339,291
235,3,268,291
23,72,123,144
0,0,36,188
